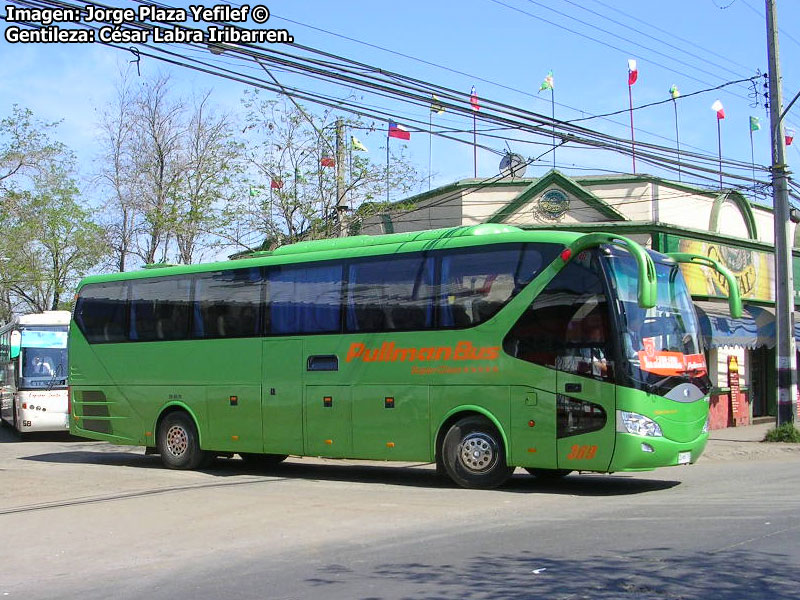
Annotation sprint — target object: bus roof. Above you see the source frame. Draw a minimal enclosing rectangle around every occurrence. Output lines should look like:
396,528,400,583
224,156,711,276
76,225,585,288
0,311,71,332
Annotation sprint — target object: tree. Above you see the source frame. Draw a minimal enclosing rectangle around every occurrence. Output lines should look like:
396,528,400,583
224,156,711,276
174,91,243,264
230,90,423,251
0,105,66,197
97,72,244,269
1,164,107,314
0,106,102,321
96,74,138,273
131,74,186,265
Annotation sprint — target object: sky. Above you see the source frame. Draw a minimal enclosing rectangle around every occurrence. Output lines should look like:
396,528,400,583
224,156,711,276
2,0,800,205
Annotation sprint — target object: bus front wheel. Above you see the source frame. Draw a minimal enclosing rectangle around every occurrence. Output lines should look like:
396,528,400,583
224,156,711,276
442,416,514,489
157,411,208,470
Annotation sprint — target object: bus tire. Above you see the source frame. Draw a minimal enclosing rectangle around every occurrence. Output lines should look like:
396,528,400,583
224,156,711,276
525,468,572,480
442,415,514,489
157,411,208,470
240,453,288,468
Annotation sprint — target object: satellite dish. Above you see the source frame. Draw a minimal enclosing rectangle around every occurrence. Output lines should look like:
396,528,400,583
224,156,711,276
500,153,527,178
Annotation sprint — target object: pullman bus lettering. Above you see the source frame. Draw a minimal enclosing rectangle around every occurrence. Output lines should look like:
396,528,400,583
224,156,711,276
346,341,500,363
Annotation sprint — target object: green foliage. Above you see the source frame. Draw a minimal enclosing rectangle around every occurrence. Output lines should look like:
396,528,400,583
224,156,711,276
1,105,108,319
763,423,800,443
236,90,424,248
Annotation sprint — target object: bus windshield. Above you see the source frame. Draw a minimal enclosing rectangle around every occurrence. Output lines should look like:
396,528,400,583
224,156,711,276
606,252,709,396
19,327,68,389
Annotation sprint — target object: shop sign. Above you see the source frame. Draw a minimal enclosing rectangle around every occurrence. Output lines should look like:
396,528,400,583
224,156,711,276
728,355,740,419
677,239,774,302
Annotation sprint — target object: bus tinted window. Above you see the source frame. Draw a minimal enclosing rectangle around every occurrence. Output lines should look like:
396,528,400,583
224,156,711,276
75,282,129,343
270,263,343,334
346,255,435,332
439,243,558,328
130,277,192,341
440,246,519,327
194,268,263,339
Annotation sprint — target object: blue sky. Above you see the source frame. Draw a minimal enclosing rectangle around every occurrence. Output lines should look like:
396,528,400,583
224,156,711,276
2,0,799,200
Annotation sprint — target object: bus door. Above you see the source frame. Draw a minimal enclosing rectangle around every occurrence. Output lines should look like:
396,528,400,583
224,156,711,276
261,339,304,455
554,306,616,472
505,250,618,472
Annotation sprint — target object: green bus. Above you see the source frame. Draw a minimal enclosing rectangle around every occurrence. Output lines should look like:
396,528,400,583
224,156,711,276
69,224,740,489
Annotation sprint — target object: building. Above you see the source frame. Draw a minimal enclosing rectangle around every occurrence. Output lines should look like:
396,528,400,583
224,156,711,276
360,170,800,429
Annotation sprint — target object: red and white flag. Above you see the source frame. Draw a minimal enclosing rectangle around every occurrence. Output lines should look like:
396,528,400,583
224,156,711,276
627,59,638,86
711,100,725,120
470,86,480,111
388,121,411,140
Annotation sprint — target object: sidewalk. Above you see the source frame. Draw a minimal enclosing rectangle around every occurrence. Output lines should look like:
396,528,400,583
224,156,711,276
708,420,774,442
702,420,800,462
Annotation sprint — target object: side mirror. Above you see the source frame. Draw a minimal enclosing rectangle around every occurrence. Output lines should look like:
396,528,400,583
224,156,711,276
9,330,21,359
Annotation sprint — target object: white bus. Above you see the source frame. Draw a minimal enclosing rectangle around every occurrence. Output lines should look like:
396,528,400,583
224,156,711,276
0,311,71,434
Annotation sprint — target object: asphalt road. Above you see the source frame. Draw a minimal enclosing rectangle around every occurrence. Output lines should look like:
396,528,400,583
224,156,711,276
1,423,799,600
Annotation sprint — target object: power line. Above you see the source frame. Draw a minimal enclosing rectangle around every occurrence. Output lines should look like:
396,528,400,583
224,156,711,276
4,0,780,193
567,75,762,123
587,0,757,75
517,0,752,87
557,0,751,81
241,4,750,157
487,0,756,101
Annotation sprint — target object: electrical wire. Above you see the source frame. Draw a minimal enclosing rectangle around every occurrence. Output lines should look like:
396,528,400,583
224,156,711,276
3,0,784,195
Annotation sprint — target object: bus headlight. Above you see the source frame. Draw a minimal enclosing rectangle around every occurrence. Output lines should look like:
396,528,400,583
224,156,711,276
617,411,663,437
702,418,709,434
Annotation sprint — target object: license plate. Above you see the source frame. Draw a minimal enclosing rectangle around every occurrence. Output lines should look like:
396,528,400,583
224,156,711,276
678,451,691,465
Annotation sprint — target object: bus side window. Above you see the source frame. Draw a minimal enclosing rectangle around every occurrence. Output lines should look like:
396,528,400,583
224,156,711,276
193,268,264,339
74,282,129,344
346,254,434,332
439,246,521,327
269,263,343,335
130,277,191,342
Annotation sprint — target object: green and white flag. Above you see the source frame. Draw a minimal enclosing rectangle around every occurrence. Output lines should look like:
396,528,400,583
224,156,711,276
539,70,554,92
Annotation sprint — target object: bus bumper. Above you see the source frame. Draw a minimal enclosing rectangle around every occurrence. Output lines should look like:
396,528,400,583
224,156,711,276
608,432,709,472
18,411,70,433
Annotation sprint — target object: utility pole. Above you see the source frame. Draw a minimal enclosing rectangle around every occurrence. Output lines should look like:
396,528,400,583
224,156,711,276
335,118,347,237
766,0,797,425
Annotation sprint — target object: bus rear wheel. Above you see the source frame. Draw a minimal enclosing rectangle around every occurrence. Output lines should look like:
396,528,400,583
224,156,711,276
157,412,208,470
442,415,514,489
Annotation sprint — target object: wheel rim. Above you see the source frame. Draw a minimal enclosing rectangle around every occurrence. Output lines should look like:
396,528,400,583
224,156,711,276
165,424,189,458
458,432,498,473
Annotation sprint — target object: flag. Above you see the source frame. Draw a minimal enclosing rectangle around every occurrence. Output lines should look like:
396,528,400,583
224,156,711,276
270,178,283,189
351,135,368,152
320,156,335,167
388,121,410,140
431,94,445,114
712,100,725,120
787,128,795,146
470,86,480,111
750,116,761,131
539,71,554,92
627,59,638,85
669,84,680,100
